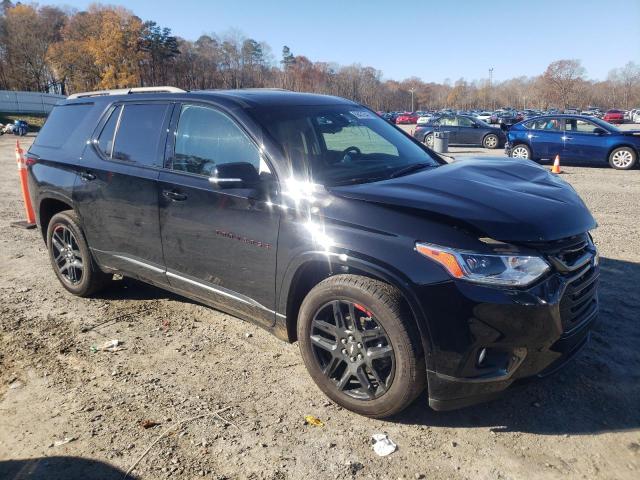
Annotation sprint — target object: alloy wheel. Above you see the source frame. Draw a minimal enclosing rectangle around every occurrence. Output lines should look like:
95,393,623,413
611,150,633,169
484,135,498,148
309,300,395,400
51,224,84,284
512,146,529,158
425,134,434,147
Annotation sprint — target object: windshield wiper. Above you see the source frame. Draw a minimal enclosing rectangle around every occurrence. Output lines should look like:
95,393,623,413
388,163,434,179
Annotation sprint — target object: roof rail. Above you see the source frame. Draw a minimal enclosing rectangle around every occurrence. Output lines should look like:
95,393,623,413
67,86,186,99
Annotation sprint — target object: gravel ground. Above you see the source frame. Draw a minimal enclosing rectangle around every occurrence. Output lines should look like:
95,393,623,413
0,133,639,480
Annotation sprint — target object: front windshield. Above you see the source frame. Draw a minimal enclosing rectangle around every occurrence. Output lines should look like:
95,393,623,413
249,105,441,186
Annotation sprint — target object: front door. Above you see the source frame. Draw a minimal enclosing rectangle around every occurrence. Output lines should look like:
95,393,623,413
74,102,172,284
158,103,280,326
456,116,480,145
561,117,608,163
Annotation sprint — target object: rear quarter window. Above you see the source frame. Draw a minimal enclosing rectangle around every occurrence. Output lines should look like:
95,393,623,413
34,103,93,148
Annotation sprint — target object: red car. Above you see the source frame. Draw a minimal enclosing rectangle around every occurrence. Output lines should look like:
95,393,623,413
603,109,624,124
395,112,419,124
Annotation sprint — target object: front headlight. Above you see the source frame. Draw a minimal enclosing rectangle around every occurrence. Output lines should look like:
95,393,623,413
415,242,550,287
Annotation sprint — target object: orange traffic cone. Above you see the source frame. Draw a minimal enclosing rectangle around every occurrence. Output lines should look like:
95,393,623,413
551,154,562,174
12,140,37,229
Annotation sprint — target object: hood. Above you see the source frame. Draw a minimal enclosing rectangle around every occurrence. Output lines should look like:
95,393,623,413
330,158,597,242
621,130,640,137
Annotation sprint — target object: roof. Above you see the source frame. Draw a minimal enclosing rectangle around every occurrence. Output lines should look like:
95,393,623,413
64,87,356,109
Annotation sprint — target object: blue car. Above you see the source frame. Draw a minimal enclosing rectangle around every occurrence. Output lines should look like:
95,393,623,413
506,115,640,170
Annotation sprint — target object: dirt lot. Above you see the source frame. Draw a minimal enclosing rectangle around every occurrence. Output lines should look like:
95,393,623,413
0,133,639,480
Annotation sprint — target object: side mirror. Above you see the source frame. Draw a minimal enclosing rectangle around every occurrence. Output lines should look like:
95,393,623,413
208,162,260,189
208,176,244,188
593,127,607,135
472,123,479,128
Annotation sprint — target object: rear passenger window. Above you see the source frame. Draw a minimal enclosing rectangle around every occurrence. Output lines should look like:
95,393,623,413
97,106,121,158
35,104,93,148
111,104,169,166
529,118,561,131
172,104,260,177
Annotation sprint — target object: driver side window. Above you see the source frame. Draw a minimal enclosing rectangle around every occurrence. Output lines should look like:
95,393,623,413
457,116,474,127
321,123,399,156
172,104,261,177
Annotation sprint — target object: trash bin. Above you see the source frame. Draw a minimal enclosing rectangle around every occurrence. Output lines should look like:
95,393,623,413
433,130,449,153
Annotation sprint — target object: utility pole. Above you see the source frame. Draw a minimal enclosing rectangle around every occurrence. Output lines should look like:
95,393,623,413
409,88,415,112
488,67,493,110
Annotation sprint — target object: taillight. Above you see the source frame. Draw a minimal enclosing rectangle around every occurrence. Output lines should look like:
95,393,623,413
25,154,38,167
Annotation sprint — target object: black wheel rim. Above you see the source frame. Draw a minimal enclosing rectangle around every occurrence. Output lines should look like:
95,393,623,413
310,300,395,400
51,224,84,285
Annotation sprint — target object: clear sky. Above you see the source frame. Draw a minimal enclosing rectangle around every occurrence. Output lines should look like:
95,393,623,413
55,0,639,82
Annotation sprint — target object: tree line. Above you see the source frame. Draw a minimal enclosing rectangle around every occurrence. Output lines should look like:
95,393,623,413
1,2,639,111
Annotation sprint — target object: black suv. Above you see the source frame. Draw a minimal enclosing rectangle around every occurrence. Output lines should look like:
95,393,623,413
27,88,599,417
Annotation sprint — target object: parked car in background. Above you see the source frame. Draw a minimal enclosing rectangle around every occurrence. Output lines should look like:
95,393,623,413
494,111,519,128
395,112,419,124
475,111,493,122
416,113,435,125
414,114,506,149
632,109,640,124
603,109,625,124
380,112,396,124
13,119,28,136
506,114,640,169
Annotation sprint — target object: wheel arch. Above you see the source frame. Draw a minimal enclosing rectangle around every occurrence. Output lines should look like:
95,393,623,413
482,131,500,145
423,130,434,142
38,194,75,243
278,252,435,368
606,143,639,164
510,140,533,158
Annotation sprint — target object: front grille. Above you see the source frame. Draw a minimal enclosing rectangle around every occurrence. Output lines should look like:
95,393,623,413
559,264,598,333
524,233,599,333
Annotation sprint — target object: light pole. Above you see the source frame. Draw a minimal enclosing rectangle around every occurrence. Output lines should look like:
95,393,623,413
488,67,493,110
409,88,415,112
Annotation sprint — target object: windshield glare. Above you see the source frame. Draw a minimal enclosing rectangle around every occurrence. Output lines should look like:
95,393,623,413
250,105,440,186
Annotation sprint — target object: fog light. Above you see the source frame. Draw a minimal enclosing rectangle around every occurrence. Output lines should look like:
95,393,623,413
477,348,487,367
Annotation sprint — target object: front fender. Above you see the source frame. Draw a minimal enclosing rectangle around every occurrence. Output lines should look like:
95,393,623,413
277,249,436,370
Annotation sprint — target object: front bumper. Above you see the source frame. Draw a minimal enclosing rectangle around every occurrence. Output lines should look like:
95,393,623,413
415,241,599,410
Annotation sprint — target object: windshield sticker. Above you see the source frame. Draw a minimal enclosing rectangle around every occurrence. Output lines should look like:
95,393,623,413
350,110,375,120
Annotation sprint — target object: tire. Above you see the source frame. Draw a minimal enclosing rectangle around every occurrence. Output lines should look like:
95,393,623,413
47,210,111,296
482,133,499,149
510,143,531,160
297,274,425,418
424,133,434,148
608,146,637,170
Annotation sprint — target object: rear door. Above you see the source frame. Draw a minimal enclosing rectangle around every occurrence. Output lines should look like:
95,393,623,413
527,117,564,160
436,116,459,144
158,103,280,327
73,101,172,284
561,117,608,163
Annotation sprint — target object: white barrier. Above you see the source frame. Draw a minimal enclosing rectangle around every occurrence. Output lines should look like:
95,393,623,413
0,90,65,114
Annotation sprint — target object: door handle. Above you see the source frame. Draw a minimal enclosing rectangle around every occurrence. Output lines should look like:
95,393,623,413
162,189,187,201
561,136,573,141
79,171,96,181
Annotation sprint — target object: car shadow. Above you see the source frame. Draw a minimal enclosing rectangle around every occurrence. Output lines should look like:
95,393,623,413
94,277,190,303
0,456,136,480
393,256,640,435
